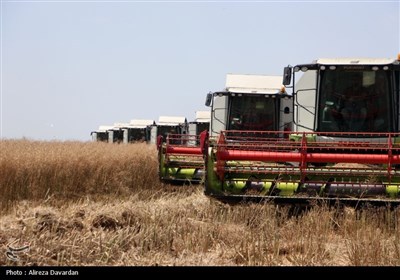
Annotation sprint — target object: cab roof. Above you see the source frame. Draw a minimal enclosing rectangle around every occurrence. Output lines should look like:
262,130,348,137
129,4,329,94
224,74,288,95
314,57,398,65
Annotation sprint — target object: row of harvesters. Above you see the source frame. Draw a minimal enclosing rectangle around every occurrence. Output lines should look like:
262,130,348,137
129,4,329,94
158,54,400,207
90,112,210,145
157,74,292,185
91,119,155,143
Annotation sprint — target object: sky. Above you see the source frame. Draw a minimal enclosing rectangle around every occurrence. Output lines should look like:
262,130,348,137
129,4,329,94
1,0,399,141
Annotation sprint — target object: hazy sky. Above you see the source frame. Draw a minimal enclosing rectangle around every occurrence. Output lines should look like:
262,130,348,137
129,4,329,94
1,0,399,141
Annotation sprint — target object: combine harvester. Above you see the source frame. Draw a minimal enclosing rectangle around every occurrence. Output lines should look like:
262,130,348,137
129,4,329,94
91,122,133,143
149,116,187,145
188,111,211,139
122,119,155,143
91,125,115,142
203,56,400,207
107,122,130,143
202,73,293,199
157,113,210,184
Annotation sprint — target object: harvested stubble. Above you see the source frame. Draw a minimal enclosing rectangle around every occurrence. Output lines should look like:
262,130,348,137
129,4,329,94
1,140,400,266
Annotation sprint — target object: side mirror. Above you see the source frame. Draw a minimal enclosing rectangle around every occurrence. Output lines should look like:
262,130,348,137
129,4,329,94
283,66,292,86
205,92,213,107
284,107,290,114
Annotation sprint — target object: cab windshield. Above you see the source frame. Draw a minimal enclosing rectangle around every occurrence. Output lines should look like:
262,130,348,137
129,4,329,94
228,95,277,131
317,69,391,133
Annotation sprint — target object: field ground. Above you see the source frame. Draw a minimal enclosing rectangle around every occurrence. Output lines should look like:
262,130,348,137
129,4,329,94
1,140,400,266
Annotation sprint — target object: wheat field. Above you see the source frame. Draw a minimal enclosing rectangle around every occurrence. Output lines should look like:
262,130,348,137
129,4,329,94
1,140,400,266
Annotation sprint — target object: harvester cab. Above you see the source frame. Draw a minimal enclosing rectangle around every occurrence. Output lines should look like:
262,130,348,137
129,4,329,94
123,119,155,143
203,74,295,201
188,111,211,140
148,116,188,145
274,55,400,206
107,123,130,143
205,74,293,137
91,125,114,142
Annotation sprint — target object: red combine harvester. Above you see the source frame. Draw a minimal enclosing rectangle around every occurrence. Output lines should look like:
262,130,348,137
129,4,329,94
157,74,290,185
157,113,210,184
